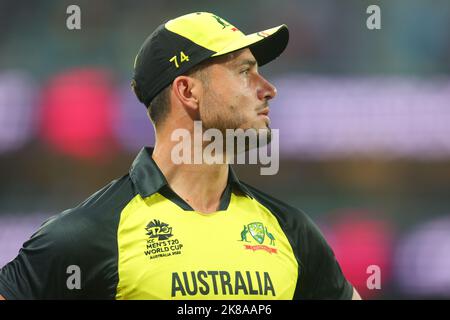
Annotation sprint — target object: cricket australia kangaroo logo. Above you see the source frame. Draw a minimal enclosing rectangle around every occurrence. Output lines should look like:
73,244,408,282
211,13,239,32
212,14,230,29
239,222,277,254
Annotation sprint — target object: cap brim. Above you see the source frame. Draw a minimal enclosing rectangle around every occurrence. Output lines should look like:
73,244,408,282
212,24,289,66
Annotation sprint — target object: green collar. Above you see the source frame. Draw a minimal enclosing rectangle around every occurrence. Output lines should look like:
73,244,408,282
129,147,254,199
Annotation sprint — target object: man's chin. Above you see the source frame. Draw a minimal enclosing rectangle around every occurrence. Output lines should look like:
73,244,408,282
258,126,272,146
203,122,272,153
244,126,272,151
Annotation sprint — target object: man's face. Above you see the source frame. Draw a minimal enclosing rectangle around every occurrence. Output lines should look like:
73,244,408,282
198,48,277,141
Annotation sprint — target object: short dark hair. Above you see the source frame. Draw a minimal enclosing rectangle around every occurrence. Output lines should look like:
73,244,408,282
132,59,212,127
147,85,171,125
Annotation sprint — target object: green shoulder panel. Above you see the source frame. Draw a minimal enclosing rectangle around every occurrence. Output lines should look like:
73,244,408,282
239,182,353,300
0,174,137,299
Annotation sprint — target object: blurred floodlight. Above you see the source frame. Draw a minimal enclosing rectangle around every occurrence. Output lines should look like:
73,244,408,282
324,210,393,299
0,71,37,154
39,68,118,159
395,215,450,297
271,76,450,159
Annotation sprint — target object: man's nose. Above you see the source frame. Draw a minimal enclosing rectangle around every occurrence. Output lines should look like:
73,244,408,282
257,75,277,101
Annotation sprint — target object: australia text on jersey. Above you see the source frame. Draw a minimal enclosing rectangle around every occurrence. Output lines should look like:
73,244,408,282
172,270,276,297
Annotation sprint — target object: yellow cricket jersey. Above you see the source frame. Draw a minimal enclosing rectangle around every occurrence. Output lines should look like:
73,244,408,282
0,147,353,300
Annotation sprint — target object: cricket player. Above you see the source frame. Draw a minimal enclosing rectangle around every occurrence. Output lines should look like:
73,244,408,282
0,12,361,300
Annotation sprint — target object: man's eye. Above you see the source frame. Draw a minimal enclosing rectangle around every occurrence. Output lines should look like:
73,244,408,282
240,69,250,75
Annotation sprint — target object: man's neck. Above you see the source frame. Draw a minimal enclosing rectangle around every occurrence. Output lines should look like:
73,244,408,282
152,142,229,213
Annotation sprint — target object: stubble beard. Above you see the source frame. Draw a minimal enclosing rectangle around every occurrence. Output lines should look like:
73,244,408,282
200,101,272,159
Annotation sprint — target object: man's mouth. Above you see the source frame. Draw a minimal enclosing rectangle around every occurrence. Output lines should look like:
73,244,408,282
257,107,270,116
257,107,271,126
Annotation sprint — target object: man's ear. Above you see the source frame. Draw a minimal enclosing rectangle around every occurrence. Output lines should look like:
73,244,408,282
172,76,201,112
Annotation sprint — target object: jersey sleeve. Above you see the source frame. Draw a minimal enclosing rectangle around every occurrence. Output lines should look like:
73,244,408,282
296,214,354,300
0,214,79,299
0,209,117,300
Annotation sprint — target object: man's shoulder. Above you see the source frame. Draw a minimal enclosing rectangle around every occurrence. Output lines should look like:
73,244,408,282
72,174,136,213
239,181,312,227
0,176,135,299
36,174,136,244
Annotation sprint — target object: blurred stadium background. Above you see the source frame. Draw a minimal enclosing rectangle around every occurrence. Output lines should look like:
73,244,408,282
1,0,450,299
